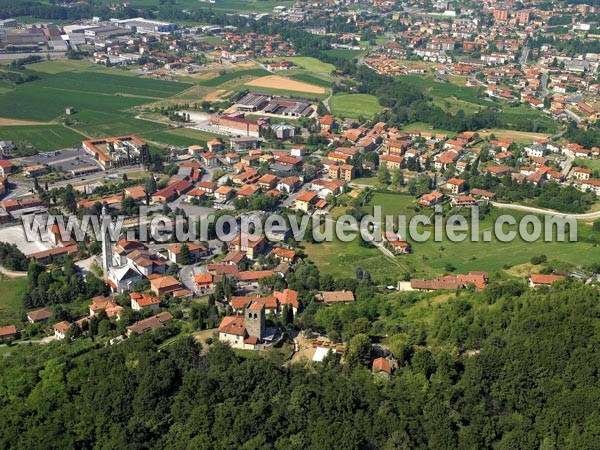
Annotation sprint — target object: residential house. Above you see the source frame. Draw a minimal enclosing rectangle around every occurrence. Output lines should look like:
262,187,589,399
194,273,214,294
88,295,123,319
214,186,235,202
130,292,161,311
27,308,53,324
316,290,355,304
379,154,404,170
573,167,591,181
419,191,444,207
151,178,193,204
150,275,183,296
0,160,13,177
0,325,17,341
277,176,301,194
126,312,173,336
372,357,393,381
444,178,466,194
229,233,266,259
294,190,318,212
485,165,513,177
54,321,71,340
529,273,566,288
271,247,295,263
167,242,208,264
274,289,299,315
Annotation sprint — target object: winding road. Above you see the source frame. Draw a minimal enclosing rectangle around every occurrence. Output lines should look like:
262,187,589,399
491,202,600,220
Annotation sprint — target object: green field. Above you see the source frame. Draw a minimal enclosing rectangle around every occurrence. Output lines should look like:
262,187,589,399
0,278,27,326
403,209,596,278
303,193,598,280
95,0,293,11
0,125,85,151
401,75,496,108
40,71,189,98
272,56,335,74
199,0,294,12
302,236,408,284
367,192,418,218
288,73,332,88
323,49,364,60
330,93,382,119
198,69,270,87
496,104,558,133
143,127,223,147
74,115,161,138
401,122,456,137
0,67,191,123
575,158,600,173
0,60,196,148
0,82,152,122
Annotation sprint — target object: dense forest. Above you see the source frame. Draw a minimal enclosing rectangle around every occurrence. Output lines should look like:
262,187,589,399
1,283,600,449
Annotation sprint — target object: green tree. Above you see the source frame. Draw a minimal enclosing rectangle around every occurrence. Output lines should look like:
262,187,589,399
178,244,192,265
378,165,391,185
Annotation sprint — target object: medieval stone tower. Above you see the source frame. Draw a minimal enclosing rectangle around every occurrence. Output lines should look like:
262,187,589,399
246,302,265,339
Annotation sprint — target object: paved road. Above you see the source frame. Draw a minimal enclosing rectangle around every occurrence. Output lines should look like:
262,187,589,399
561,154,574,176
565,109,582,124
491,201,600,220
3,181,33,201
539,70,548,100
519,46,530,70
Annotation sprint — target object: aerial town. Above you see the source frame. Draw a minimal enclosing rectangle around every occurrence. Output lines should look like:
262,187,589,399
0,0,599,448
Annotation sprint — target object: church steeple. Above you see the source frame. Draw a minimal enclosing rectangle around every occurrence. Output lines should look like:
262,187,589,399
101,205,113,276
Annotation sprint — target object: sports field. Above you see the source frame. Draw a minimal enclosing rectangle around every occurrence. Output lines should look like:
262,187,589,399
330,93,382,119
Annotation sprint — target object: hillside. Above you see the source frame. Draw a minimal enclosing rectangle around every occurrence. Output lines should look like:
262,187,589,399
0,283,599,449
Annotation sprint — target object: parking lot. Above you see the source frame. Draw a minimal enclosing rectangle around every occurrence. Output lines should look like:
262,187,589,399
15,148,100,174
0,224,52,256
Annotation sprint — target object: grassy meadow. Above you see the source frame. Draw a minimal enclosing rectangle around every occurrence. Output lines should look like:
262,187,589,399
302,192,597,280
330,93,382,119
0,278,27,326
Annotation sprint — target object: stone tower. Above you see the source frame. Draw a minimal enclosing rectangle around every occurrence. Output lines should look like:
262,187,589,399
101,205,113,276
246,302,265,339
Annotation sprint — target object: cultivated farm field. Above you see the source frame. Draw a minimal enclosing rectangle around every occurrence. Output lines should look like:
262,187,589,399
245,75,326,94
0,125,84,151
0,60,193,148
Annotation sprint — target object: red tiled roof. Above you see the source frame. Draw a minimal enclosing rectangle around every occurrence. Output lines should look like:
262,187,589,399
530,274,565,285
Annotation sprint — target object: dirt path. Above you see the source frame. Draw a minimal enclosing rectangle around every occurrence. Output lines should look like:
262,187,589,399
0,266,27,278
0,117,53,126
204,89,227,102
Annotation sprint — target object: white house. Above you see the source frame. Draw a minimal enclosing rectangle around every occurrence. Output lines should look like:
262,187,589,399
53,321,71,340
